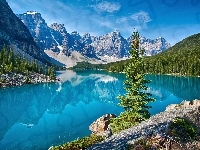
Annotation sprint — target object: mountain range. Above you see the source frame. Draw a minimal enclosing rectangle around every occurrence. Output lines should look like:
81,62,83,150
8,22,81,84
0,0,171,68
16,11,171,67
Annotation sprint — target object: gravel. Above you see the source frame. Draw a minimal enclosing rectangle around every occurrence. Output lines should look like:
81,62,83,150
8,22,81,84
0,72,58,88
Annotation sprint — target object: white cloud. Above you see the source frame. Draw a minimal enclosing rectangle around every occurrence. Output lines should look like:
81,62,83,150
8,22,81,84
115,11,152,34
94,1,121,13
116,11,151,25
131,11,152,25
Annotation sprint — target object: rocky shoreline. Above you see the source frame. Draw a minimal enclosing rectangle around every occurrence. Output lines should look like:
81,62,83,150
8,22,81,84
0,72,59,88
88,100,200,150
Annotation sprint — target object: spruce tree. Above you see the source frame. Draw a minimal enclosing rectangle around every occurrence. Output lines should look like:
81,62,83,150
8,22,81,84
110,31,155,133
49,67,56,80
8,48,14,65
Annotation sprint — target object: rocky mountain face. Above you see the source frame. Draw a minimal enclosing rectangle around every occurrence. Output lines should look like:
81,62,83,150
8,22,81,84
0,1,51,64
91,30,129,58
127,36,171,56
17,12,97,59
17,11,171,65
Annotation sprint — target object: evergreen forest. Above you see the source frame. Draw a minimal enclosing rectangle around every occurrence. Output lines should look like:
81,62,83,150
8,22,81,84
0,45,56,79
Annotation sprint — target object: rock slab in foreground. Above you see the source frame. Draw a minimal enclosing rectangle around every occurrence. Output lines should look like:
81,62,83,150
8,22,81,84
88,100,200,150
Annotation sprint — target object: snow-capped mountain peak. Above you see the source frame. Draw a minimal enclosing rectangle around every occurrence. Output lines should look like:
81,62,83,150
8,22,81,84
17,11,171,66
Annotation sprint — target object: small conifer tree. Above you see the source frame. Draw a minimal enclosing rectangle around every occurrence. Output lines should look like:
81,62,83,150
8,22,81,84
110,31,155,133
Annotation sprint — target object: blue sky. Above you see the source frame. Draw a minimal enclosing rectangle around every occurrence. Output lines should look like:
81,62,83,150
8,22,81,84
6,0,200,45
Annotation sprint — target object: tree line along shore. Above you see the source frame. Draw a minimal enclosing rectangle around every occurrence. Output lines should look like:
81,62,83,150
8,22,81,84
0,45,58,88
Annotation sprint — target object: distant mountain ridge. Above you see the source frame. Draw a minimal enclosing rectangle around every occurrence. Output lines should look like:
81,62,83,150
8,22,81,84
17,11,171,66
127,36,171,56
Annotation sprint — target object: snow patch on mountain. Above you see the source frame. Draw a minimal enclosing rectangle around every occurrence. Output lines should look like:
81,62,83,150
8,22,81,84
26,11,38,15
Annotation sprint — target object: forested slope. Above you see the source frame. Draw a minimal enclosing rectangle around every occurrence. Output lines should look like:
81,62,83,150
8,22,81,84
143,33,200,76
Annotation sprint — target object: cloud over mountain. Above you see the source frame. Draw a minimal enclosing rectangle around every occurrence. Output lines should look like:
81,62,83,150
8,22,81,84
93,1,121,13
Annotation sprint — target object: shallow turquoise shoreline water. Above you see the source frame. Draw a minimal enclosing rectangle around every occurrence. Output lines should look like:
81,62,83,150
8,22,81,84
0,70,200,149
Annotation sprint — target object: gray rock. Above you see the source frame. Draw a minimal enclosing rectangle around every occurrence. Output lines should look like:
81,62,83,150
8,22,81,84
0,72,58,88
89,114,116,137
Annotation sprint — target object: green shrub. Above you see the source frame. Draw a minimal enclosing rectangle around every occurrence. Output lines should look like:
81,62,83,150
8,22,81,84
0,78,6,83
168,117,198,142
110,111,143,134
51,134,104,150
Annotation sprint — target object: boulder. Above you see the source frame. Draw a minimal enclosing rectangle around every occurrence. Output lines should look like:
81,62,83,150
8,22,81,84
89,114,116,137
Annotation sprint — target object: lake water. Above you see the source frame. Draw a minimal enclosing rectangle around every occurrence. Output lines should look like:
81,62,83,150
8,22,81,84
0,70,200,149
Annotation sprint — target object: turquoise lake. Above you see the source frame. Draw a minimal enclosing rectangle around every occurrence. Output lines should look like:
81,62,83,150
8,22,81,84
0,70,200,149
